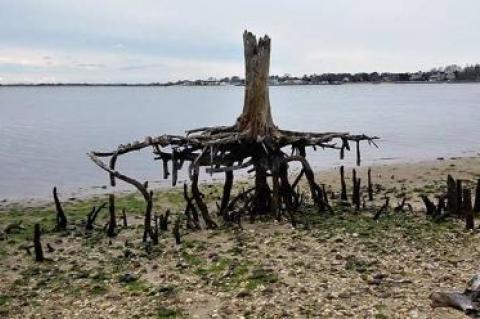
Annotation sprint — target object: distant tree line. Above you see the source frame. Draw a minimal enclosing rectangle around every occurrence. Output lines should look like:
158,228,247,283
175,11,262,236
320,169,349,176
170,64,480,86
1,64,480,86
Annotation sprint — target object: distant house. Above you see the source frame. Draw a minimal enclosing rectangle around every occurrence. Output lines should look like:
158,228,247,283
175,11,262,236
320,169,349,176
269,78,279,85
446,72,456,81
429,72,446,82
409,72,424,81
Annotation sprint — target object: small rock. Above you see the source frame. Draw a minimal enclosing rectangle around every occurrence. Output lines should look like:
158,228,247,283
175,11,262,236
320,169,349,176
236,289,251,298
119,273,137,283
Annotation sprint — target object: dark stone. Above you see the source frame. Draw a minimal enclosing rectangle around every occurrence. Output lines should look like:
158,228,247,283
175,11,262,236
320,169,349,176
119,273,137,283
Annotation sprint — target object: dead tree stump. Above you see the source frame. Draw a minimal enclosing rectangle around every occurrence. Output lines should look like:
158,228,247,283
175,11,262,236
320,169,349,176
340,166,348,201
352,169,361,211
447,175,457,215
88,31,377,232
33,224,44,262
473,179,480,213
463,188,474,230
173,217,181,245
122,208,128,228
53,187,67,230
456,179,463,216
107,194,117,237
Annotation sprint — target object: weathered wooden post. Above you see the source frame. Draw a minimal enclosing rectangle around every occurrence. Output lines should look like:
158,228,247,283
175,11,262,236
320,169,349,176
447,175,457,214
464,188,474,230
53,187,67,230
456,179,463,216
340,166,348,201
107,194,116,237
33,224,44,262
473,179,480,213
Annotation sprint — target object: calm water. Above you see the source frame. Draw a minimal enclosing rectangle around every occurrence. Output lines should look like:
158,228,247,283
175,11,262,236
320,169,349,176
1,84,479,200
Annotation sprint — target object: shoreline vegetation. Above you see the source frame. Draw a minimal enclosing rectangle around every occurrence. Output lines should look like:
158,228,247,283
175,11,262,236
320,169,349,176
1,155,480,317
1,64,480,87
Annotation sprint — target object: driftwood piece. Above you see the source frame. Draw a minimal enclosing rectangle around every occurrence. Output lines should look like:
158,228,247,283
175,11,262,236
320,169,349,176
430,274,480,316
430,292,477,314
421,195,437,216
53,187,67,230
88,153,156,243
86,203,107,230
33,224,44,262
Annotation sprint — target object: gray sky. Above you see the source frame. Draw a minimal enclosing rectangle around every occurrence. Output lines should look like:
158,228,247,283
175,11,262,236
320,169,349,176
0,0,479,83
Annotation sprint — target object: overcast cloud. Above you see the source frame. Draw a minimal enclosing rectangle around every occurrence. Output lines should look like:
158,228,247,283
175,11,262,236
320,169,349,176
0,0,479,83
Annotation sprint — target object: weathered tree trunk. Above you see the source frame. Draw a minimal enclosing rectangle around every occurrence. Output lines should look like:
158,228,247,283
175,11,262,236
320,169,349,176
236,32,276,218
237,31,275,139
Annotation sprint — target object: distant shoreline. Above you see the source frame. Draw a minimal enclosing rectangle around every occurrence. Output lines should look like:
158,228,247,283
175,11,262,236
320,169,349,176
1,80,480,87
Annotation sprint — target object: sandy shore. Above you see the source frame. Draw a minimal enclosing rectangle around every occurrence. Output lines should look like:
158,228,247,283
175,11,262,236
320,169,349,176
1,155,480,318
